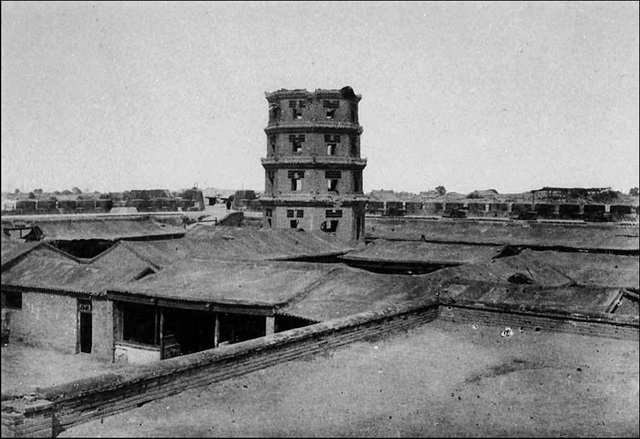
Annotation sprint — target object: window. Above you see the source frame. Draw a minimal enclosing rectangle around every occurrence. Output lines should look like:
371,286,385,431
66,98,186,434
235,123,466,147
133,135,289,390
350,136,358,156
2,291,22,309
287,209,294,218
323,100,339,119
327,179,339,192
265,208,273,217
325,209,343,218
290,219,299,229
290,100,305,119
321,220,339,233
288,170,304,191
269,135,276,154
296,209,304,218
289,135,305,154
353,171,362,192
327,144,337,156
267,170,275,187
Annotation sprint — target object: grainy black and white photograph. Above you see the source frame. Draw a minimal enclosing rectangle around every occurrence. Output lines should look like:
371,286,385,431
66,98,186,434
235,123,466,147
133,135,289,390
1,1,638,437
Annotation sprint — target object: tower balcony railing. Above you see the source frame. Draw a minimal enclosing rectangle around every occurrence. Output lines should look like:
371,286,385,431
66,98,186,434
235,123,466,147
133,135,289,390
261,156,367,167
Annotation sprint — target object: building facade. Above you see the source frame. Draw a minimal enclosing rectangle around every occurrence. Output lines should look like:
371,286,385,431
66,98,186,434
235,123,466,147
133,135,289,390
260,87,368,243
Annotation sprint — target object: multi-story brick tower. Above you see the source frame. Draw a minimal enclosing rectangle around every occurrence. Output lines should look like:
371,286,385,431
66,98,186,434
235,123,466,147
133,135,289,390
260,86,368,243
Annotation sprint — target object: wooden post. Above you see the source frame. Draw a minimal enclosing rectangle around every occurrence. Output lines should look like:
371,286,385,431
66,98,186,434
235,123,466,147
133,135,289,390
213,312,220,347
265,316,275,336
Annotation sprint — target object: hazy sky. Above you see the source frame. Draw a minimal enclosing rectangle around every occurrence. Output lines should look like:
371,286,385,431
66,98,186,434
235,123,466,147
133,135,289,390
2,1,638,194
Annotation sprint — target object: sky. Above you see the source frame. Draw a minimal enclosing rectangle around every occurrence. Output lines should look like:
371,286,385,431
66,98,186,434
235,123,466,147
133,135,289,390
1,1,638,195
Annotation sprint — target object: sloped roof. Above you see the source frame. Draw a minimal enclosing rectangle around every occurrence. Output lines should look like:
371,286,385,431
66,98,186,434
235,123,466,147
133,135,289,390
186,226,353,260
501,250,639,290
28,218,186,241
340,239,505,265
366,219,639,252
439,281,623,315
1,239,42,270
109,259,339,308
1,243,152,294
277,266,440,321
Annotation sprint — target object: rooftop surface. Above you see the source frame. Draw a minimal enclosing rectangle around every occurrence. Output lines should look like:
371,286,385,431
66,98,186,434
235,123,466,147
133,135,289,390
366,217,639,252
57,319,639,438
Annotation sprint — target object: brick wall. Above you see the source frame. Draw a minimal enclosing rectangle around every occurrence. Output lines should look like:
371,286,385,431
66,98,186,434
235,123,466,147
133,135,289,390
439,304,639,340
1,399,53,438
8,293,113,360
10,293,77,354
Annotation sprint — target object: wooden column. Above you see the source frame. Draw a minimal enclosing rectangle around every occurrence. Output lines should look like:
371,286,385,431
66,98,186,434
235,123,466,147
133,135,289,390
213,312,220,347
265,316,275,336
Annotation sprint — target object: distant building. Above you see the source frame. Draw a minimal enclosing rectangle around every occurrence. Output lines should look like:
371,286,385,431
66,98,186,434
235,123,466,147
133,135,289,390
260,87,368,242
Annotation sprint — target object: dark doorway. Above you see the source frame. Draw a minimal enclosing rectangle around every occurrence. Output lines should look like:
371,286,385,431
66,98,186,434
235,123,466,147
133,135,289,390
80,312,92,353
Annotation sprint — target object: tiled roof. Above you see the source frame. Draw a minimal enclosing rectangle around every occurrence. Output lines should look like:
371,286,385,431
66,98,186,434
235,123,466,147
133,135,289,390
31,218,186,241
340,239,504,265
366,219,639,252
109,259,339,308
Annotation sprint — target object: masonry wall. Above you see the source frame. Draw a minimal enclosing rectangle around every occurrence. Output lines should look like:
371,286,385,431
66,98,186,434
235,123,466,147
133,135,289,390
9,292,77,354
439,304,639,340
7,293,113,360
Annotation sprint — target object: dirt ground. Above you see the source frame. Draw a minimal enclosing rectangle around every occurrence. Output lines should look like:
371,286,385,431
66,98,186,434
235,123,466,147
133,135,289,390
58,320,639,438
1,343,130,397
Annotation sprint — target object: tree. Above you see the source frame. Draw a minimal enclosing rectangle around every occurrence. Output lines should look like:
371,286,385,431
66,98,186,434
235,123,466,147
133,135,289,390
435,186,446,197
72,187,82,195
14,188,20,194
630,187,639,197
33,188,43,197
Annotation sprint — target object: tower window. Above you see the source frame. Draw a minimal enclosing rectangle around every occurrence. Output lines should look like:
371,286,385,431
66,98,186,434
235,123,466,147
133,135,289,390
290,220,299,228
327,179,339,192
296,209,304,218
323,100,339,120
327,144,337,156
290,100,305,119
289,134,305,154
350,136,358,156
268,170,275,186
325,209,343,218
353,171,362,192
269,135,276,154
287,209,294,218
266,208,273,217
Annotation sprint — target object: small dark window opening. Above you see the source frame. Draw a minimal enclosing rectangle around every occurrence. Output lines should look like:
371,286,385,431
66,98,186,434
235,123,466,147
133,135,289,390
265,208,273,217
325,209,343,218
350,136,358,156
327,144,337,156
267,218,272,227
287,209,294,218
326,108,336,119
289,134,305,154
267,170,275,188
269,135,276,154
328,179,339,192
296,209,304,218
290,219,299,229
2,291,22,309
291,178,302,191
353,172,362,192
321,220,339,233
122,303,157,346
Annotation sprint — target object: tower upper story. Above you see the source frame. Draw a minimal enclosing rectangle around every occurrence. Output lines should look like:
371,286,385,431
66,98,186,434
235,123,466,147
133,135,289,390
261,87,367,201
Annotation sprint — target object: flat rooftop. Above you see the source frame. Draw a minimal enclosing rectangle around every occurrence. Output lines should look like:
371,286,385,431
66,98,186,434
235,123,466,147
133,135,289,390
57,319,639,438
